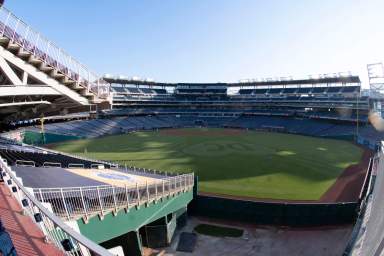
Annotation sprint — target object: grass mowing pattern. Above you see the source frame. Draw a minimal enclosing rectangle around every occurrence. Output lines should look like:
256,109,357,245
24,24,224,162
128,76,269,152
51,128,363,200
194,224,243,237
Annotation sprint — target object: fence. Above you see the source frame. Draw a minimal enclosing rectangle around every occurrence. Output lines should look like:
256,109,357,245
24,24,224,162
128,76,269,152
0,156,113,256
34,173,194,221
190,195,358,226
343,145,382,255
0,6,109,98
31,144,118,169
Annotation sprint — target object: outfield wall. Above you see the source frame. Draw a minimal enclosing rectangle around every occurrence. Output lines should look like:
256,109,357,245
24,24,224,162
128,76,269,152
190,195,358,226
23,131,80,145
190,176,359,226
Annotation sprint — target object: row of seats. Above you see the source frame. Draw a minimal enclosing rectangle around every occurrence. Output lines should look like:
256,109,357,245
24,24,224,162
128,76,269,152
225,116,357,137
111,87,167,94
112,86,360,96
35,116,175,138
238,86,360,95
0,149,104,168
0,137,21,146
114,94,368,102
176,88,227,94
20,113,383,148
24,114,366,138
0,21,92,91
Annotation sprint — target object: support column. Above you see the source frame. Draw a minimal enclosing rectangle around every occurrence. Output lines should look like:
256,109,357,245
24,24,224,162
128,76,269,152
22,71,28,85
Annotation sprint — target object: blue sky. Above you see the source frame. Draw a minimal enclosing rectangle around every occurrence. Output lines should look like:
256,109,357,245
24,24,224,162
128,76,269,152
5,0,384,86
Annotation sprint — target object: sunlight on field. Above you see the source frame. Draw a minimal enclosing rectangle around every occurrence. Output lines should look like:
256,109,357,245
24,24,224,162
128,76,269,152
276,151,296,156
51,128,364,200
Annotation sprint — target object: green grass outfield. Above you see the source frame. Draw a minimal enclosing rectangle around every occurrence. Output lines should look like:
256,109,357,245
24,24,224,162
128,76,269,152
51,128,363,200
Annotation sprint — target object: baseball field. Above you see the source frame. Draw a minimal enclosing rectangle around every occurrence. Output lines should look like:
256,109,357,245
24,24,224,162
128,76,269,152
50,128,367,201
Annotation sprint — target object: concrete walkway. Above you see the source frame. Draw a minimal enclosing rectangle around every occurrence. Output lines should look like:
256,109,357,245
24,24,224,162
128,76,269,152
159,217,352,256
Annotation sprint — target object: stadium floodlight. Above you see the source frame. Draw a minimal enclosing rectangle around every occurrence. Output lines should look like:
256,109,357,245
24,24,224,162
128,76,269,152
338,72,351,77
310,74,320,79
367,63,384,92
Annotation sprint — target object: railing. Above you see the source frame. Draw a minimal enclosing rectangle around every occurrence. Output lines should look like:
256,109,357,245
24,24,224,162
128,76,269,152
32,144,118,169
342,147,383,256
15,159,35,167
43,161,62,168
121,164,178,177
0,6,109,99
33,173,194,221
0,157,113,256
166,214,177,243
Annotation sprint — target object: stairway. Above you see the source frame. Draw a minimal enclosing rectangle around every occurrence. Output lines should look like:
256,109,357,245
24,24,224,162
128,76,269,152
0,6,109,104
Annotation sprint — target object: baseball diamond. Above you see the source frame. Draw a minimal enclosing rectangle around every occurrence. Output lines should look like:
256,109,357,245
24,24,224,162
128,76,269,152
51,128,368,202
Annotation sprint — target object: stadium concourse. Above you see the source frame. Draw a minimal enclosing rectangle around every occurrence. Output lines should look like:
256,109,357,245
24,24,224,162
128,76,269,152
0,3,383,256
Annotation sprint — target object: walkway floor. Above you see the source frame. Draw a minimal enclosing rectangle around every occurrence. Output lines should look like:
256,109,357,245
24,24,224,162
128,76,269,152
0,183,64,256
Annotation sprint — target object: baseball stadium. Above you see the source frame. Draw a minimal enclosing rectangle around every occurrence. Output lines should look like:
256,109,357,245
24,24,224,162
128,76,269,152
0,2,384,256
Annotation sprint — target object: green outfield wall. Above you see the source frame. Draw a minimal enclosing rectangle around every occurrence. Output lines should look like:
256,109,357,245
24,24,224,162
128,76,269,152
190,195,358,226
190,176,358,226
23,131,80,145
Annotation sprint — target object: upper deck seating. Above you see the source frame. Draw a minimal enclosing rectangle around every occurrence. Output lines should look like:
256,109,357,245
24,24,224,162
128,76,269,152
327,87,342,93
126,88,141,93
0,20,102,97
342,86,360,93
268,88,282,94
281,88,297,94
296,87,312,94
312,87,326,93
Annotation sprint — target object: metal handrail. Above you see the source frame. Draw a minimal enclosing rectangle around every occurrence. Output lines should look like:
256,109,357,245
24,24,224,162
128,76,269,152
1,144,194,222
43,161,62,168
68,163,85,169
0,6,110,99
33,172,194,221
0,157,113,256
31,144,118,168
15,159,35,167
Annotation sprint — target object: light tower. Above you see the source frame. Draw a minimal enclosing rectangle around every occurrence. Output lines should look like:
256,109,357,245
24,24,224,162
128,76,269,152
367,63,384,94
367,63,384,117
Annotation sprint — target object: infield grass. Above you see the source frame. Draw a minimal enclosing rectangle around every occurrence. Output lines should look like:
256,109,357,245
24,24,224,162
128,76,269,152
50,128,363,200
